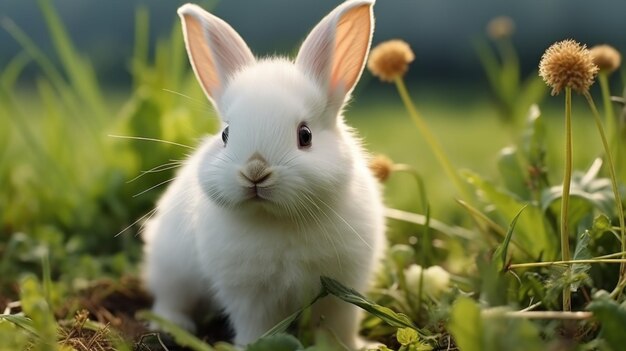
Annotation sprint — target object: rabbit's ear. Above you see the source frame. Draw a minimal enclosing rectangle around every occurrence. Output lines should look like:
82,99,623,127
296,0,374,103
178,4,255,104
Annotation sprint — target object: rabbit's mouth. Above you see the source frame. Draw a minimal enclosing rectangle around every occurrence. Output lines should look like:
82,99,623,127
237,185,293,218
244,185,272,202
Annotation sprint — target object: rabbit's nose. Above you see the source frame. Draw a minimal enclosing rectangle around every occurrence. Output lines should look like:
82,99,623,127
240,152,272,184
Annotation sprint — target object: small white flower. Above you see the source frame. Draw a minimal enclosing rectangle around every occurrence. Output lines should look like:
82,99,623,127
404,264,451,299
424,265,450,296
404,264,423,294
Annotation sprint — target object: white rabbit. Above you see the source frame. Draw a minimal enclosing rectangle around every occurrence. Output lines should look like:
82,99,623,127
141,0,385,349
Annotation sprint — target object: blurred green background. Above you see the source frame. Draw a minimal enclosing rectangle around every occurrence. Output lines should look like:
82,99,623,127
2,1,626,349
1,0,624,295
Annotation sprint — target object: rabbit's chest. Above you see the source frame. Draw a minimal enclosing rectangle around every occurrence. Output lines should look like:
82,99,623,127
199,221,350,291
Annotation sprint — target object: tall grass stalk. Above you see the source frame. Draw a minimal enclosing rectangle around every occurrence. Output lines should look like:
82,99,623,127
561,86,573,312
509,258,626,269
582,92,626,296
485,310,593,320
385,163,432,317
392,164,432,266
37,0,109,122
394,78,472,203
598,73,616,149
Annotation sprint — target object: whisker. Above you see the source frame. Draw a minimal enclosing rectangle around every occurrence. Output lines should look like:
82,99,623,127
115,208,157,237
161,89,215,114
162,89,201,102
108,134,195,150
300,192,343,271
140,185,197,231
127,162,182,183
316,195,372,250
133,178,177,198
137,206,161,236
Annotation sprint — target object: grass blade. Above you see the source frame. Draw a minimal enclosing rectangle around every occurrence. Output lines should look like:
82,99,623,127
0,17,69,92
0,84,60,177
493,205,527,271
261,291,327,338
320,276,420,332
0,17,86,125
131,6,149,89
448,297,483,351
19,275,58,349
0,51,31,89
37,0,108,120
0,314,39,337
384,208,474,240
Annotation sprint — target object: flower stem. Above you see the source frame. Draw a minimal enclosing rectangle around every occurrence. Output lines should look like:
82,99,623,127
596,251,626,260
394,77,472,202
393,164,432,267
482,309,592,320
583,91,626,298
598,73,616,150
561,87,573,312
508,258,626,269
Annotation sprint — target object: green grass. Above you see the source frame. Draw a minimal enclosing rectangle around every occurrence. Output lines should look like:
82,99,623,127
2,1,626,351
349,93,600,220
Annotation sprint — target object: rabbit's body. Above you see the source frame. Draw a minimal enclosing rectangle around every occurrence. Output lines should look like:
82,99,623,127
142,2,384,349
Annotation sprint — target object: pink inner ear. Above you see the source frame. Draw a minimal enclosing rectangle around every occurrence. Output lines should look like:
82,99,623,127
183,14,221,98
329,5,372,93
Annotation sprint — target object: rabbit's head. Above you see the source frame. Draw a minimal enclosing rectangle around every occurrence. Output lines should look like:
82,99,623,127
178,1,374,218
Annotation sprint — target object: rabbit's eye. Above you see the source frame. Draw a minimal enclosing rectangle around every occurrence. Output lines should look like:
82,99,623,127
222,126,229,145
298,124,312,149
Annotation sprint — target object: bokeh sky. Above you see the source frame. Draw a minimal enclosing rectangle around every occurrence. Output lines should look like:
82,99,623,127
1,0,624,86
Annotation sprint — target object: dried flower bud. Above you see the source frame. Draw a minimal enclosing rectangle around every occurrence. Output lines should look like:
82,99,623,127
369,154,394,182
367,40,415,82
539,39,599,95
589,44,622,74
487,16,515,40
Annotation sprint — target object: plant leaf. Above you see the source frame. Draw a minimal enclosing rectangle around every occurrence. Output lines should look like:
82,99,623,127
593,214,612,233
517,77,548,124
0,318,32,351
473,37,502,98
320,277,418,331
448,297,483,351
19,275,58,349
497,147,530,200
520,104,545,164
571,230,592,290
396,327,419,346
493,205,526,271
261,290,327,338
541,160,615,220
464,170,557,260
587,294,626,350
0,314,38,337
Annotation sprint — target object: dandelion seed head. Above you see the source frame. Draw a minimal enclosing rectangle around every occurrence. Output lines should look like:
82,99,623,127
590,44,622,74
367,40,415,82
539,39,599,95
487,16,515,40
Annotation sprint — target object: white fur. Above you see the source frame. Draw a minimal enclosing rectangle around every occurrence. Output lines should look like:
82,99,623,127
142,1,383,349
